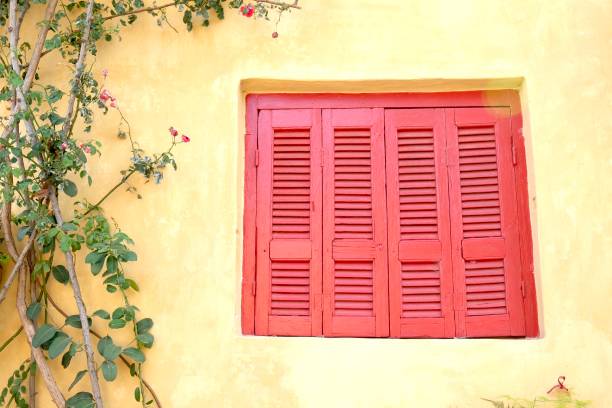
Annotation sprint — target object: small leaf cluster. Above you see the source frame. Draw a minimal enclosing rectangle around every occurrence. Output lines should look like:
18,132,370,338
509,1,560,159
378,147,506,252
0,361,35,408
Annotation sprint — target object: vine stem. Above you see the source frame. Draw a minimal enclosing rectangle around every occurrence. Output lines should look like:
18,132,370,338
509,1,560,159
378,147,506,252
49,186,104,408
0,327,23,353
101,0,300,22
83,169,137,216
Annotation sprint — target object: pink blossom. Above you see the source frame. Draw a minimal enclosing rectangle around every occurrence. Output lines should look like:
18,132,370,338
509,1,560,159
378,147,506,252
181,135,191,143
99,89,111,102
84,146,91,154
61,142,68,151
240,4,254,17
110,98,117,108
272,32,279,39
169,127,179,137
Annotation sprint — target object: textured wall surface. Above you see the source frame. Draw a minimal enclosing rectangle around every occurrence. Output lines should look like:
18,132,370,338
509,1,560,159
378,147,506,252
2,1,611,406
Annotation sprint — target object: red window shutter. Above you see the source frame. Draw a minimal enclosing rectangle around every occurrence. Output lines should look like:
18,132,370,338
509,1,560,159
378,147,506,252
384,109,455,338
445,107,526,337
255,109,323,336
322,108,389,337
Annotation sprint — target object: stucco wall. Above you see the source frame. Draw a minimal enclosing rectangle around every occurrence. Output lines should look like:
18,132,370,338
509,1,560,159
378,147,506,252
2,1,611,406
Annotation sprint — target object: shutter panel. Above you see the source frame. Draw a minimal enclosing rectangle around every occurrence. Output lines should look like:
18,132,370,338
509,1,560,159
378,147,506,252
255,109,323,336
384,109,455,338
446,107,526,337
322,108,389,337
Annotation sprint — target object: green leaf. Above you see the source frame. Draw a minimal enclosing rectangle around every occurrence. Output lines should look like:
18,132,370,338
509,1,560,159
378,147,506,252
8,71,23,88
121,347,145,363
85,252,106,275
93,309,110,320
43,35,62,51
32,324,57,348
136,318,153,334
134,386,141,402
126,278,140,291
61,222,78,232
26,302,42,320
120,250,137,262
136,333,154,348
109,319,126,329
65,315,91,329
51,265,70,284
106,256,118,274
112,307,125,320
66,391,94,408
97,336,121,361
62,180,78,197
67,371,87,392
101,360,117,381
48,334,71,359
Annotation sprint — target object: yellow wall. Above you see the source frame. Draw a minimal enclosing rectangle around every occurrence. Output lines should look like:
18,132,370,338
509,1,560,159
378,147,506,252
2,0,611,406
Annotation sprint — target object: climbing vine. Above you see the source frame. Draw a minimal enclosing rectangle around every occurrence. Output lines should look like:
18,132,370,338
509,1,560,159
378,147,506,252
0,1,300,407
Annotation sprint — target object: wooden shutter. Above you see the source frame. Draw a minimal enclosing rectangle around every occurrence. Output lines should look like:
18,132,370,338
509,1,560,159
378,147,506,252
446,107,526,337
322,108,389,337
255,109,323,336
384,109,455,338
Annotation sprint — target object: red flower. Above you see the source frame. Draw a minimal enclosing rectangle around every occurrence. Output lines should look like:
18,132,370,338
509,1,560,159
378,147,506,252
169,127,179,137
272,31,278,39
99,89,111,102
240,4,254,17
181,135,191,143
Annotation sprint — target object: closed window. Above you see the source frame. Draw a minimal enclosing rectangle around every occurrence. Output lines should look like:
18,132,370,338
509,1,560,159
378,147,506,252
242,93,538,338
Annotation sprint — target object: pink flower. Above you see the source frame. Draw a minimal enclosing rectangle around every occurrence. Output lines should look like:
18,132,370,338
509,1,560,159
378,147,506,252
84,146,91,154
181,135,191,143
61,142,68,151
169,127,179,137
240,4,254,17
272,31,279,39
110,97,117,108
99,89,111,102
102,68,109,78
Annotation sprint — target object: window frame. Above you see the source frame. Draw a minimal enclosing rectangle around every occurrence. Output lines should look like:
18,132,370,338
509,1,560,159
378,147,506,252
241,91,538,338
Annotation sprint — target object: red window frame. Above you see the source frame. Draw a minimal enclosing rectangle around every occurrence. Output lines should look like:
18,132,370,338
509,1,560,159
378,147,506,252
242,91,538,338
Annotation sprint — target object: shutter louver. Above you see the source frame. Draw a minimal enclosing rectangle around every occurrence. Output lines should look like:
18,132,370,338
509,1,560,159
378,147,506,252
385,109,455,338
255,109,323,336
322,108,389,337
446,108,526,337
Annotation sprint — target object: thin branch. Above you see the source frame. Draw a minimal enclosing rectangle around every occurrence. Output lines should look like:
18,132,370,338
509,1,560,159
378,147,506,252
0,326,23,353
23,0,59,92
101,0,300,22
256,0,301,9
61,0,95,139
0,230,37,305
47,294,163,408
48,186,105,408
16,266,65,407
103,1,176,21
